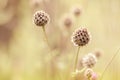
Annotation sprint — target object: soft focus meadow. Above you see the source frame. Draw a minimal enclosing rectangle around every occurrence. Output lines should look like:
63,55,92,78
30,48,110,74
0,0,120,80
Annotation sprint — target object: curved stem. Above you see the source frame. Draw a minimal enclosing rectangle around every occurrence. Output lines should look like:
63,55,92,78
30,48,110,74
100,48,120,80
74,47,80,71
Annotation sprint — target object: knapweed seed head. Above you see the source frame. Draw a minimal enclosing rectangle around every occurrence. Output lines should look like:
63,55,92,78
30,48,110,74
84,68,94,79
71,27,91,46
33,10,50,27
81,53,97,68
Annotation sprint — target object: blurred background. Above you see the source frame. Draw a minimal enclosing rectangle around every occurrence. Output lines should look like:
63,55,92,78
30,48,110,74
0,0,120,80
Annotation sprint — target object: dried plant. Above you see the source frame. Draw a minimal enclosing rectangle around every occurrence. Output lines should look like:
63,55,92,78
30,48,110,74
71,27,91,72
33,10,51,49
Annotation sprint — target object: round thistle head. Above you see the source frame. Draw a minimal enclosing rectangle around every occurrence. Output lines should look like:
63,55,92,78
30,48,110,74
84,68,94,79
81,53,97,68
71,27,91,46
33,10,50,27
63,16,73,28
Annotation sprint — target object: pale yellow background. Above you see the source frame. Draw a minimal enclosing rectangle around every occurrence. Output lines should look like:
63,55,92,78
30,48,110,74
0,0,120,80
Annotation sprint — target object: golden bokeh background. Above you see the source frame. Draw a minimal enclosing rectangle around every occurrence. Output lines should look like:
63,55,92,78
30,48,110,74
0,0,120,80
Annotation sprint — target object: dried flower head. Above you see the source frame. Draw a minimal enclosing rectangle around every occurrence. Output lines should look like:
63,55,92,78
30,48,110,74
73,7,82,16
71,27,91,46
81,53,97,68
63,16,73,28
33,10,50,26
84,68,94,79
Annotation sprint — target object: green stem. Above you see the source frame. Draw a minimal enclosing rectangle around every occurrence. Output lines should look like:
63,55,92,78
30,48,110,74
100,48,120,80
74,47,80,71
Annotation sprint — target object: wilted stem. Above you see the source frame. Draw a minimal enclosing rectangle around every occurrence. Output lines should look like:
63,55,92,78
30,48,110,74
74,47,80,71
100,48,120,80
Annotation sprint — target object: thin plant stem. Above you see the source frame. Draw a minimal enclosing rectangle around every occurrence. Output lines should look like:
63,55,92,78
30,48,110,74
42,26,54,59
100,48,120,80
42,26,51,50
74,47,80,71
42,26,57,80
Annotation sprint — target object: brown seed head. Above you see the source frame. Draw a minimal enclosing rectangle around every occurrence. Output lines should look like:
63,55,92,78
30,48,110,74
33,10,50,26
71,27,90,46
